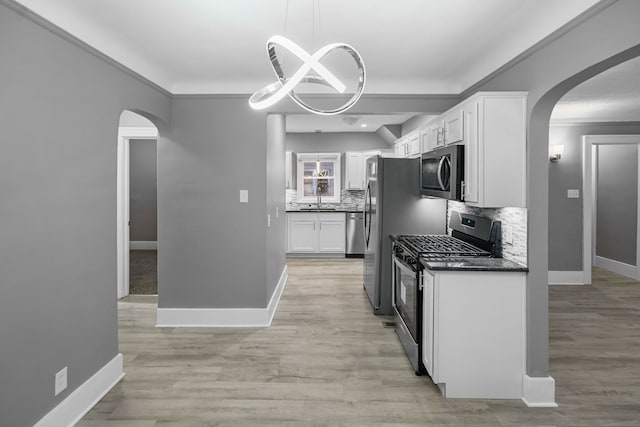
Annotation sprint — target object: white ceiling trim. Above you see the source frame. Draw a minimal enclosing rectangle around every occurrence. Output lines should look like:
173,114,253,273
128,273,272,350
14,0,603,95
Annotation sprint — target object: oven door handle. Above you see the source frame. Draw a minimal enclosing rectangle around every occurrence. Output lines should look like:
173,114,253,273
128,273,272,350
394,255,424,292
393,255,419,276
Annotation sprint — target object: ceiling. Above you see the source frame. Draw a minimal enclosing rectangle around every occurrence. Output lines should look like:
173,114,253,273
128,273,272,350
15,0,601,94
286,113,418,133
551,55,640,123
14,0,640,130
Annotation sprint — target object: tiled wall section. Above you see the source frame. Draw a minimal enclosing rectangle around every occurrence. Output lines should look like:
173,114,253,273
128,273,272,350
447,201,528,266
286,189,365,208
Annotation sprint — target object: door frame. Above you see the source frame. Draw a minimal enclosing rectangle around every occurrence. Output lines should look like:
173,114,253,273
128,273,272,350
582,134,640,283
116,126,158,299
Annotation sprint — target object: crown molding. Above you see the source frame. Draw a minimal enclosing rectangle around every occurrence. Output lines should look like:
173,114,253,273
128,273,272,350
549,120,640,127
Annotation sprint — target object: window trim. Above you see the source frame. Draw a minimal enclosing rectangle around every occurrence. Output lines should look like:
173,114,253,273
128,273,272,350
296,152,342,203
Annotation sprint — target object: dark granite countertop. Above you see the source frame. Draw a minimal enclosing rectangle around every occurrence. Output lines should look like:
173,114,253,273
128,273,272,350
420,256,528,272
286,206,362,213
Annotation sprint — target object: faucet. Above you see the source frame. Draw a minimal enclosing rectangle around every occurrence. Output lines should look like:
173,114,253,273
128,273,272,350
316,192,322,209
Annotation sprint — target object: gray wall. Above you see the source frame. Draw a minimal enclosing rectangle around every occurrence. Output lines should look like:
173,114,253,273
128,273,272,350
286,131,389,152
467,0,640,377
130,139,158,242
401,114,436,135
266,115,287,297
158,96,270,308
548,123,640,271
0,2,171,426
596,144,638,265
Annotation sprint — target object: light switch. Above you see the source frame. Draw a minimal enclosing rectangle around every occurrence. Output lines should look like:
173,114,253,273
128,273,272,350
267,214,271,228
567,189,580,199
275,206,279,218
240,190,248,203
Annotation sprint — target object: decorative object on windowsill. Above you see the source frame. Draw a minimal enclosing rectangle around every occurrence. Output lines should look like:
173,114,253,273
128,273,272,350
315,168,329,194
248,0,366,115
550,145,564,162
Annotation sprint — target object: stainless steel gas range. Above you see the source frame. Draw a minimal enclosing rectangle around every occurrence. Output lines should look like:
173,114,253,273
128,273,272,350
391,211,501,375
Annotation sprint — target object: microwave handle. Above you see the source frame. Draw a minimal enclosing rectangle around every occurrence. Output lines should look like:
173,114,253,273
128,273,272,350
437,156,450,191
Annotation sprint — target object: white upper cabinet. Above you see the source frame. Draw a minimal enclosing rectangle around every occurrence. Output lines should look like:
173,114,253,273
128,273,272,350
421,123,440,153
416,92,526,208
346,150,381,189
345,152,365,190
285,151,294,189
462,92,527,208
394,133,419,158
421,109,464,154
394,139,408,158
443,109,464,145
407,134,421,157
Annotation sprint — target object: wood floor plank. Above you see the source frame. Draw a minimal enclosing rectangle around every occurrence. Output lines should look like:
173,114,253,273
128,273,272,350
78,261,640,426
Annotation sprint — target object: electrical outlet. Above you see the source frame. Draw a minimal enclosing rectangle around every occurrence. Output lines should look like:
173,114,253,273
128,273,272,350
504,226,514,245
55,367,67,396
567,189,580,199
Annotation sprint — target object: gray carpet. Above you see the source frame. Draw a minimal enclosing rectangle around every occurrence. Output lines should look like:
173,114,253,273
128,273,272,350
129,250,157,294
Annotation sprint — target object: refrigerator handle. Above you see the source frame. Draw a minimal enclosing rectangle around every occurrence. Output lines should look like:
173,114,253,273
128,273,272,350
364,182,372,248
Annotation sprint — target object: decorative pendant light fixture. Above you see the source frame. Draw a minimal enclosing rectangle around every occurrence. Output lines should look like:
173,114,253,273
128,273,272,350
249,0,366,115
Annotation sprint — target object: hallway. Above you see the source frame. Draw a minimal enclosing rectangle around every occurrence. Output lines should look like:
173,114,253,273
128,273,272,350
79,261,640,425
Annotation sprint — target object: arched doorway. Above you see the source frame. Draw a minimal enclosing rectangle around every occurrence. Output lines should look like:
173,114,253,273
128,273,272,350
117,110,160,299
522,44,640,405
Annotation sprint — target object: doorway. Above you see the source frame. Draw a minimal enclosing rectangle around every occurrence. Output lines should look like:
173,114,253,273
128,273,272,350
582,135,640,282
116,111,159,298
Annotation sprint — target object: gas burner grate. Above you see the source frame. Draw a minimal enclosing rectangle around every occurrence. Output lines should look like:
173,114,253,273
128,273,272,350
396,235,491,258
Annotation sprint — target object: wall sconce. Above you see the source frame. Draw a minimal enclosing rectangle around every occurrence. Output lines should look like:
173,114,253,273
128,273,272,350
550,145,564,162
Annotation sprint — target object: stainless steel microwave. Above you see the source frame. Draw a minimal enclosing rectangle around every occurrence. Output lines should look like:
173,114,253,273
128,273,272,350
421,145,464,200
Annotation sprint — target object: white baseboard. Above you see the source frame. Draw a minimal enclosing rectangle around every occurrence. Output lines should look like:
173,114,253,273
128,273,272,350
548,271,585,285
266,265,288,326
595,256,637,280
286,252,345,258
521,375,558,408
129,240,157,250
34,353,124,427
156,265,288,327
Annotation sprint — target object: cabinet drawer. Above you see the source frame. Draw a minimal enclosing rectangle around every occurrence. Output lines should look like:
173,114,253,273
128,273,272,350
318,212,345,222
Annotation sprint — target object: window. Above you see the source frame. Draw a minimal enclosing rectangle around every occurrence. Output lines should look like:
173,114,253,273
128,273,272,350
296,153,341,203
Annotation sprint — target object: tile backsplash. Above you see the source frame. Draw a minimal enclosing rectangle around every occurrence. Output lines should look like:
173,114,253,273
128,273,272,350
447,201,527,266
286,189,365,208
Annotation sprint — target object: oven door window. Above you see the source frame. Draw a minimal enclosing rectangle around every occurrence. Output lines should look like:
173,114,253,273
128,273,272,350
394,258,418,341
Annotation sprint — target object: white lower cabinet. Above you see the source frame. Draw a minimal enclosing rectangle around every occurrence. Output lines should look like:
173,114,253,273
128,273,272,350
422,271,435,377
287,212,345,255
423,269,526,399
288,216,317,252
317,220,345,252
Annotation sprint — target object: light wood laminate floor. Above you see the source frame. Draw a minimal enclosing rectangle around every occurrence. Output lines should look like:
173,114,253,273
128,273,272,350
79,261,640,426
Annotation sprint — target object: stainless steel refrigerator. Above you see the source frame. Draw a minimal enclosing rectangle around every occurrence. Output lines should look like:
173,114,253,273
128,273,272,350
363,156,446,315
